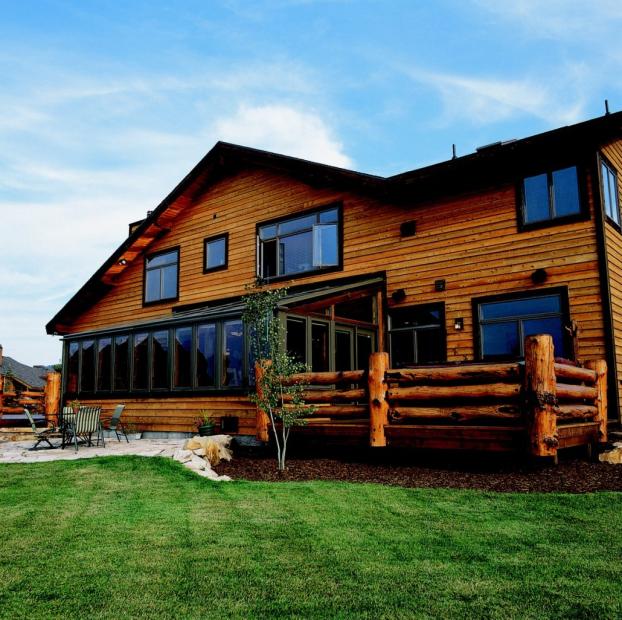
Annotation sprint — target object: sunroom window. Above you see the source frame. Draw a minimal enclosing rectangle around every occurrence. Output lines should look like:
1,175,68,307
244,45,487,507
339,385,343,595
258,205,340,279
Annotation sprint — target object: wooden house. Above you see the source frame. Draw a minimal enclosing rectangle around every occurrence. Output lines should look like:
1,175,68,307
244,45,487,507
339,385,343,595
46,112,622,449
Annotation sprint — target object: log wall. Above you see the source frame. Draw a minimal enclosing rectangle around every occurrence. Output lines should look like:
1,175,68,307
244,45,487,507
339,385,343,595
63,161,608,431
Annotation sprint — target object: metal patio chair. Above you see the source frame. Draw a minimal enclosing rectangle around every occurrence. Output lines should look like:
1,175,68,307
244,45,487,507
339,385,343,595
103,404,128,442
23,408,63,450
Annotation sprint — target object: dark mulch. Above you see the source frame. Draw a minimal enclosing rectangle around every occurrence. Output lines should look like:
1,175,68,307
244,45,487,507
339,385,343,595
216,445,622,493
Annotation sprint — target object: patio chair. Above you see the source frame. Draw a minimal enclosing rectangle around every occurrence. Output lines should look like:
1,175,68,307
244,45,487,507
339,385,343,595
64,407,104,452
23,408,63,450
103,404,128,442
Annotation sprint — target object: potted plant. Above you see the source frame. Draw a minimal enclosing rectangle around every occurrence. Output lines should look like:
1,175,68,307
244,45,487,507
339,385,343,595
70,399,81,414
195,411,216,437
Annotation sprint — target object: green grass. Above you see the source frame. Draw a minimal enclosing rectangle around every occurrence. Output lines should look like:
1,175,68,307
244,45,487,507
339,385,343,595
0,457,621,619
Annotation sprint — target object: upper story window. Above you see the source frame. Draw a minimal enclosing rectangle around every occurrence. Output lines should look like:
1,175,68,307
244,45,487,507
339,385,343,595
144,248,179,304
204,234,228,273
520,166,582,226
475,290,568,360
600,157,620,226
258,205,341,280
388,304,446,368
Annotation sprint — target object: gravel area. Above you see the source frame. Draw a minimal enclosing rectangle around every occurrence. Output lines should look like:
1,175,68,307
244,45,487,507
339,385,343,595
215,447,622,493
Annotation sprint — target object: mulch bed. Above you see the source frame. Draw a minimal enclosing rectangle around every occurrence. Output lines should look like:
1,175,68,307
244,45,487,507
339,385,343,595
215,446,622,493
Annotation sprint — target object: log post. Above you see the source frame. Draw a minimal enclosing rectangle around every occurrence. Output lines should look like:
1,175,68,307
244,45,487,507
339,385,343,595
368,352,389,447
254,361,270,442
585,359,607,444
44,372,61,423
524,335,558,459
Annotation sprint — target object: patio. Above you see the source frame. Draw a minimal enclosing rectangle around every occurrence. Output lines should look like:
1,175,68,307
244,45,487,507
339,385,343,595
0,436,183,464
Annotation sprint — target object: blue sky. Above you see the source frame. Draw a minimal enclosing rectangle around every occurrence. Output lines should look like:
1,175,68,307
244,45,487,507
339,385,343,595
2,0,622,364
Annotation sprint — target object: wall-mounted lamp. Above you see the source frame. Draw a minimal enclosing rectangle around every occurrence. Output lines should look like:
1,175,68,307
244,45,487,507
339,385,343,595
391,288,407,303
118,258,128,266
435,279,446,292
400,220,416,237
531,268,547,284
454,318,464,331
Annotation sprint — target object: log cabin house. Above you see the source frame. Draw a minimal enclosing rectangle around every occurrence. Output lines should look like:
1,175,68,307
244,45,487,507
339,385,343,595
46,111,622,451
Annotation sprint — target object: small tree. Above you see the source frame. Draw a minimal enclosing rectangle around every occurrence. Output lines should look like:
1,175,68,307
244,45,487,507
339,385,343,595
242,284,313,471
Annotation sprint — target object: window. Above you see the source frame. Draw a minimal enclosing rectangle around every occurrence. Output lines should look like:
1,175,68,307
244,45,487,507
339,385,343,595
151,331,170,389
132,333,149,390
66,342,79,392
174,327,193,388
80,340,95,392
96,338,112,391
258,205,340,280
204,234,228,273
113,335,129,391
389,304,445,368
222,320,244,387
476,291,568,360
144,248,179,304
521,166,582,225
196,324,216,387
601,157,620,225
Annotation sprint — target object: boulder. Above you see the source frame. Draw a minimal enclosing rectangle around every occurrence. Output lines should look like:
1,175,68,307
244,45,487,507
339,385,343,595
600,448,622,464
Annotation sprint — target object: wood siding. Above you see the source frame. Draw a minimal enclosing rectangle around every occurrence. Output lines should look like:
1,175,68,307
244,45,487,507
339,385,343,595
602,139,622,419
64,164,607,431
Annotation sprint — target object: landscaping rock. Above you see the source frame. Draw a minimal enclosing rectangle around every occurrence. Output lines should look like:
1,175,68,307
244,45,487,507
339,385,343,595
600,447,622,464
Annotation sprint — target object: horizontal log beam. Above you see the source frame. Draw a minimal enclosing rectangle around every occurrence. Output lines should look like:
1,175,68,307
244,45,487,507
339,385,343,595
385,363,521,384
553,363,597,384
282,389,366,404
555,405,597,420
283,370,365,386
310,405,369,417
556,383,597,402
387,383,520,401
389,405,522,423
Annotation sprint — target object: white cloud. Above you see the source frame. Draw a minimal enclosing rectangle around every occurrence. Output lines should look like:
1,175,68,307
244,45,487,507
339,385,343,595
213,104,353,168
403,66,588,127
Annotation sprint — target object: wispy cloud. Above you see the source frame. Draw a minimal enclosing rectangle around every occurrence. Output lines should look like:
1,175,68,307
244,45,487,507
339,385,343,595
402,65,588,127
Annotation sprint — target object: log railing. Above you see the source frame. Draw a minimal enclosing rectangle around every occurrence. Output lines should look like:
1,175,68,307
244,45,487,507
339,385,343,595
0,372,61,425
254,335,607,458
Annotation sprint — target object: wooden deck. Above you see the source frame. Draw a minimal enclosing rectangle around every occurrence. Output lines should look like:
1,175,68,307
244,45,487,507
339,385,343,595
260,335,607,461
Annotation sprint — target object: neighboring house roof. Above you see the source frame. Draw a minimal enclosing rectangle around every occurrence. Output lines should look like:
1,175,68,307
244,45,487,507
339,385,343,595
0,356,47,390
46,111,622,335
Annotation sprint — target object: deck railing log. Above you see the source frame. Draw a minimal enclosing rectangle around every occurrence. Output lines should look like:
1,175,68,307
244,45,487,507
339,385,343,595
253,335,607,458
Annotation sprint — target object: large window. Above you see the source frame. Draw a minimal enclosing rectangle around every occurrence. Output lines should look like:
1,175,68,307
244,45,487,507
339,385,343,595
258,205,340,280
389,304,445,368
475,290,568,360
520,166,582,226
601,157,620,226
144,248,179,304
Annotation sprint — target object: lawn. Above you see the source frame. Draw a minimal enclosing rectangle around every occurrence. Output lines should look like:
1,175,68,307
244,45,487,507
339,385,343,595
0,457,621,619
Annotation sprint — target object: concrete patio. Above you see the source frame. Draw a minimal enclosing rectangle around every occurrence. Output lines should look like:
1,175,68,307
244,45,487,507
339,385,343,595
0,436,183,464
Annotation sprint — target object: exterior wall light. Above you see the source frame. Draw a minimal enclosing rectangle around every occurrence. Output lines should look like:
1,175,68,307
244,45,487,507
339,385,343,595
454,318,464,331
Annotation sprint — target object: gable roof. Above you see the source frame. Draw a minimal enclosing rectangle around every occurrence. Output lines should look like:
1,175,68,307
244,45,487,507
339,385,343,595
46,111,622,335
0,356,47,390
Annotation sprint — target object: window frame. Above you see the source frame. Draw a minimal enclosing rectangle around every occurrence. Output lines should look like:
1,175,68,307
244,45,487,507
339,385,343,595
388,303,447,367
516,164,589,232
203,233,229,274
256,203,343,283
472,287,571,361
142,246,180,306
599,154,621,229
